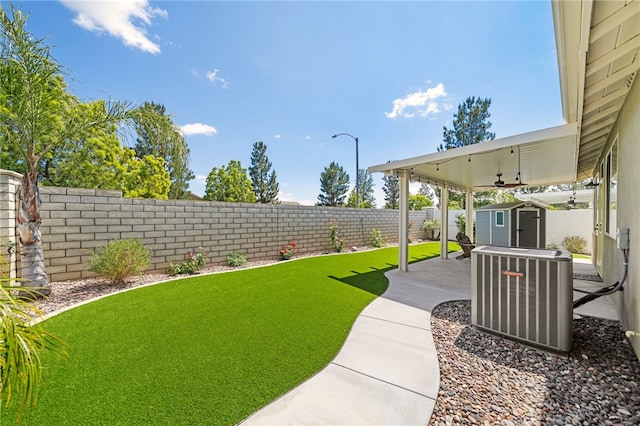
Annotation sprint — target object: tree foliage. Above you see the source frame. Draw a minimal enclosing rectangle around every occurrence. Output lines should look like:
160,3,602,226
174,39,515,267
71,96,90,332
382,175,399,209
317,162,349,207
40,101,170,198
408,193,432,210
132,102,194,199
0,2,168,303
346,169,375,208
204,160,256,203
439,96,495,151
249,141,279,203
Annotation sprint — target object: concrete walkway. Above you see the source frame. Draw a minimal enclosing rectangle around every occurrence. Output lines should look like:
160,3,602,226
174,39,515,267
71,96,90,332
241,255,472,426
240,254,615,425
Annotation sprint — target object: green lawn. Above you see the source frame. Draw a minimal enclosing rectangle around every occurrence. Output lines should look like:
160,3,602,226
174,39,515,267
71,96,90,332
6,242,456,425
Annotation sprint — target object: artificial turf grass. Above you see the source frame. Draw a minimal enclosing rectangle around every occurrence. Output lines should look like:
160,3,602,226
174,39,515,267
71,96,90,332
6,242,456,425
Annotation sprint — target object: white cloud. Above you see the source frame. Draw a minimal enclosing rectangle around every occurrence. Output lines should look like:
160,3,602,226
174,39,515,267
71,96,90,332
205,69,230,88
385,83,447,119
194,174,207,184
60,0,167,54
274,134,282,139
305,136,311,140
180,123,218,136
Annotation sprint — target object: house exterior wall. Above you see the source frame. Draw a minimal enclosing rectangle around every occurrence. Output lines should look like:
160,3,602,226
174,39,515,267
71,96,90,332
0,171,429,282
601,77,640,358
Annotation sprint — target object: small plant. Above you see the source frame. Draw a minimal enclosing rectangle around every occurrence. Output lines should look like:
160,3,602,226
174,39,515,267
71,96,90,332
278,242,296,260
329,221,344,252
455,214,476,238
168,247,207,275
421,218,441,240
226,251,247,267
562,235,587,254
369,228,387,248
88,239,150,284
0,254,67,421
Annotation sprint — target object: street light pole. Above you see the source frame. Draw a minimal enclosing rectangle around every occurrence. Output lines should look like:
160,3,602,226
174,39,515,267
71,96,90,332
331,133,359,208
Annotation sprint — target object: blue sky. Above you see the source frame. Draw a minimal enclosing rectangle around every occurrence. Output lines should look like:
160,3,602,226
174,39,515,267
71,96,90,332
17,0,562,206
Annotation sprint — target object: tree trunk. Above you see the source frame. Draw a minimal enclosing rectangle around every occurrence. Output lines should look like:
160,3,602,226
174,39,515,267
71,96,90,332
16,171,50,297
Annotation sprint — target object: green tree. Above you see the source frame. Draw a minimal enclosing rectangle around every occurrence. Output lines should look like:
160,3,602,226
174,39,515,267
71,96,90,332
382,175,399,209
317,162,349,207
436,96,496,208
0,4,137,297
418,184,437,204
438,96,495,151
408,193,433,210
346,169,375,208
203,160,256,202
132,101,194,199
41,101,170,198
249,141,279,203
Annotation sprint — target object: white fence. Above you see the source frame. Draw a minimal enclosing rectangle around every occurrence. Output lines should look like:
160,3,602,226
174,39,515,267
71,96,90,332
430,208,593,254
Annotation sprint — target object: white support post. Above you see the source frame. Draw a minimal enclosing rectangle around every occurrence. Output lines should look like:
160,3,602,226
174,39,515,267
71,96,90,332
466,190,474,242
398,171,409,271
440,183,449,259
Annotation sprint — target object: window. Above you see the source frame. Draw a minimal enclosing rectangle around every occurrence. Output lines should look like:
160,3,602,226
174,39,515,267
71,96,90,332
606,139,618,234
495,211,504,227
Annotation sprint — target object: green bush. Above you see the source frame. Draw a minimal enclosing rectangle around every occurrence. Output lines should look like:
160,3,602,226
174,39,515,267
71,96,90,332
88,239,150,284
278,242,296,260
329,221,344,252
421,218,441,240
562,235,587,254
369,228,387,248
455,214,476,238
168,248,207,275
226,251,247,267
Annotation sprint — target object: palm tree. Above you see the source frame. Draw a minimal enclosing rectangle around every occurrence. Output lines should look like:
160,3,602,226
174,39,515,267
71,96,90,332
0,5,135,296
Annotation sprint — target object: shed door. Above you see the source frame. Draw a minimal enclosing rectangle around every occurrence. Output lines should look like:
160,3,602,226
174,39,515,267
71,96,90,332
516,209,540,248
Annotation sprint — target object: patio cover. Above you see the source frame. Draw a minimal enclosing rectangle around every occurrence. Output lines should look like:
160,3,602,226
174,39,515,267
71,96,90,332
368,0,640,272
368,123,579,270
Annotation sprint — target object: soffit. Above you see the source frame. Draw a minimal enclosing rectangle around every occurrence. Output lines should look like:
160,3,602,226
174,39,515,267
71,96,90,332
576,0,640,179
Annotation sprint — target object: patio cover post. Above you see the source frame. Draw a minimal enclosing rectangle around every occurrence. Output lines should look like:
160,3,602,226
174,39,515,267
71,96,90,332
398,170,409,271
466,190,474,243
440,183,449,259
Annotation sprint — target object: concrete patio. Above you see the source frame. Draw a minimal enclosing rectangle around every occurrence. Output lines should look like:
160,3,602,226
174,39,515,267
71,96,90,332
241,252,615,425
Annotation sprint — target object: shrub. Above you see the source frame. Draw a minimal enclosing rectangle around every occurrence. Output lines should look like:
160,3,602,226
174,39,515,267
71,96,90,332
369,228,387,248
455,214,476,238
421,218,441,240
562,235,587,254
88,239,150,284
329,221,344,252
226,251,247,267
168,248,207,275
278,242,296,260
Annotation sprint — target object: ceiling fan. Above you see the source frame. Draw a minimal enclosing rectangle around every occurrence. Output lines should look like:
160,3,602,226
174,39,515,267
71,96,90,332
492,172,525,188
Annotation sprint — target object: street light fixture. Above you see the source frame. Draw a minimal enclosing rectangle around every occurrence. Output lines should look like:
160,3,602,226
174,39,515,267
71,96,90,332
331,133,359,208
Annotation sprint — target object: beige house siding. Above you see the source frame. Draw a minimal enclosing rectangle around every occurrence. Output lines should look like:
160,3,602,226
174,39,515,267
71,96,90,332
604,76,640,357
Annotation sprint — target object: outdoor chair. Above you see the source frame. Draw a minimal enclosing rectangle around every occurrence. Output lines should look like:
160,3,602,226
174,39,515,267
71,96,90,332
455,232,475,260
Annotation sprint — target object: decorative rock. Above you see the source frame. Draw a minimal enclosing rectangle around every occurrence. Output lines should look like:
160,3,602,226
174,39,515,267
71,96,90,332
429,301,640,426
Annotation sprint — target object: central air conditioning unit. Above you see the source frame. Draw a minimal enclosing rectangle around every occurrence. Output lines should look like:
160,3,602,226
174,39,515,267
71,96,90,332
471,246,574,353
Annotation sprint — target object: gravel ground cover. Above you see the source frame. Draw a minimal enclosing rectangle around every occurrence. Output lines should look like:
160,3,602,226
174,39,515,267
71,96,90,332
430,300,640,426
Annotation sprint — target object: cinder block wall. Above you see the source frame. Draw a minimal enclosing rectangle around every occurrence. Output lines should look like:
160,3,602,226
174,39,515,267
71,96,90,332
1,171,429,282
0,170,22,280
